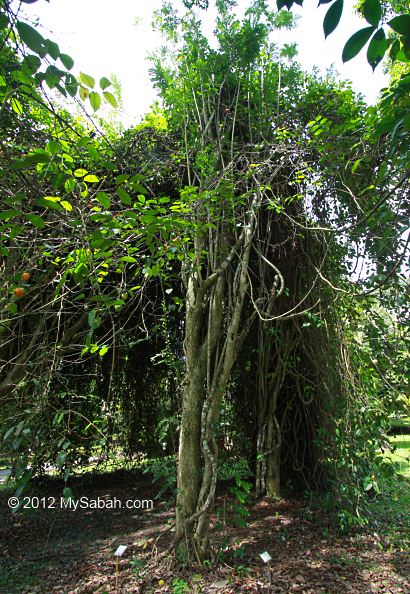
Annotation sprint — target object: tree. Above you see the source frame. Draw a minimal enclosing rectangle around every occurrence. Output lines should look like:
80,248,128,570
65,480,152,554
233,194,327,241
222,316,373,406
149,0,403,560
1,0,407,564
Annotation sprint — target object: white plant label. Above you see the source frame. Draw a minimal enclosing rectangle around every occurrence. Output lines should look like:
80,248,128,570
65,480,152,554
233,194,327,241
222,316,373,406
260,551,272,563
114,545,127,556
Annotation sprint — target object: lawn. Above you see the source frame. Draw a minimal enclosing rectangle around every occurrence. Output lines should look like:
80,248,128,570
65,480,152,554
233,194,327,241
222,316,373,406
386,434,410,479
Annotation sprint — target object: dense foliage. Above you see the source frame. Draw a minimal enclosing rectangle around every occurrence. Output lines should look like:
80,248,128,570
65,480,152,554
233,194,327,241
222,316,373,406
0,0,408,560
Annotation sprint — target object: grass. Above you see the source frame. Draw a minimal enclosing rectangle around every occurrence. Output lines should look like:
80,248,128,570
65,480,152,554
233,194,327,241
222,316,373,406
389,415,410,429
385,434,410,479
367,432,410,552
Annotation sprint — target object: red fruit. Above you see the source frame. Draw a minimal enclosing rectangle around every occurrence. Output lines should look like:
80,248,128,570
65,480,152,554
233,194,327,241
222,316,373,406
21,272,31,282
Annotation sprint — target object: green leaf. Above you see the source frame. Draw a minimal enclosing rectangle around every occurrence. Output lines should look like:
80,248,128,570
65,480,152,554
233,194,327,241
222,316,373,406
0,209,21,220
60,200,73,212
132,183,148,194
88,309,96,330
65,73,78,97
21,152,50,166
99,345,109,356
388,15,410,36
121,256,138,263
77,137,91,148
97,191,110,209
74,169,88,178
89,91,101,112
0,13,8,29
389,39,400,62
60,53,74,70
45,38,60,60
22,54,41,73
367,28,387,70
79,86,89,101
103,91,118,108
79,72,95,88
47,140,61,154
375,115,396,137
116,174,129,185
396,49,410,62
7,302,17,314
117,187,132,206
63,486,73,498
362,0,381,27
64,177,76,192
342,26,375,62
10,97,23,116
84,174,99,183
16,21,46,56
323,0,343,39
45,65,64,89
351,159,361,173
26,213,45,228
99,76,111,90
55,452,67,468
36,197,62,211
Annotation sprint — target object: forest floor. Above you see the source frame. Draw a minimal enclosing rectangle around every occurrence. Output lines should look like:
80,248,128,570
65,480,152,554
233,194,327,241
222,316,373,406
0,465,409,594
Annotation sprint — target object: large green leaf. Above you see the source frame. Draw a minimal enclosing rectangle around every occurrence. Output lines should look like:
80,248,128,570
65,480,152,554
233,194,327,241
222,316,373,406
26,213,45,228
84,174,99,183
0,209,21,220
45,65,64,89
65,73,78,97
103,91,118,108
79,86,89,101
342,26,375,62
89,91,101,112
389,39,400,62
276,0,293,9
99,76,111,90
388,15,410,36
362,0,381,27
60,53,74,70
20,152,50,167
16,21,46,56
0,13,9,29
117,187,132,206
44,38,60,60
97,191,110,209
323,0,344,39
22,54,41,74
10,97,23,115
79,72,95,88
47,140,61,154
367,28,387,70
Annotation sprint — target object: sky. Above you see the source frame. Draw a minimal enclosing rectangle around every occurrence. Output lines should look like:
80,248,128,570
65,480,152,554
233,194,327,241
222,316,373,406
26,0,389,126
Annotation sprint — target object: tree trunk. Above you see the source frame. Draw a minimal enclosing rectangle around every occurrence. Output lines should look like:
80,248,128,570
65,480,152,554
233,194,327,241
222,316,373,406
175,202,260,560
255,324,294,498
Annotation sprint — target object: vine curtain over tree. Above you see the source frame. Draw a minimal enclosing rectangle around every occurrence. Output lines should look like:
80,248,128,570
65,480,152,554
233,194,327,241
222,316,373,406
0,0,408,563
